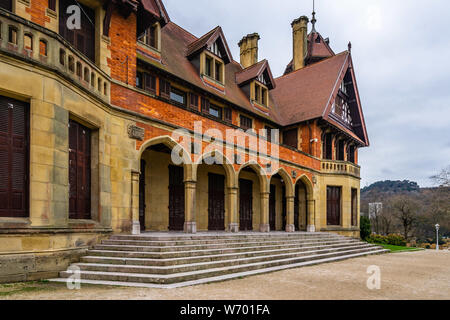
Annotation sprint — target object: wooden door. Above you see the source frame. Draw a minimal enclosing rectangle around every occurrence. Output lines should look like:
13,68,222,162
269,184,276,231
0,0,12,11
168,165,184,231
239,179,253,231
327,186,341,225
139,159,146,231
59,0,95,62
0,96,29,217
69,120,91,219
208,173,225,231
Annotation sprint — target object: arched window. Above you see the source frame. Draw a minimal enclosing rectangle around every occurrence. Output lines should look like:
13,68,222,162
24,33,33,51
84,67,89,82
8,26,18,45
59,49,66,65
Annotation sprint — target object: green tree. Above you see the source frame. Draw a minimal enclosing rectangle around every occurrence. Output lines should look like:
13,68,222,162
360,215,371,240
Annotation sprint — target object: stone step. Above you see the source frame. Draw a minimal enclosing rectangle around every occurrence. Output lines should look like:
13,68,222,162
109,232,343,242
58,247,387,285
89,239,360,259
99,237,358,252
75,244,376,275
49,248,388,289
83,241,370,266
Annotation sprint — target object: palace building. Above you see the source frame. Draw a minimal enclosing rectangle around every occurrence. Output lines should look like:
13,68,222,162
0,0,369,282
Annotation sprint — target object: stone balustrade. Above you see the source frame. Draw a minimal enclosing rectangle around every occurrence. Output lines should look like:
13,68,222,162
0,8,109,102
321,159,360,178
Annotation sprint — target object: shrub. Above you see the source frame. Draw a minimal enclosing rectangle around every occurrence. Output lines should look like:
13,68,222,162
367,234,407,246
360,215,371,240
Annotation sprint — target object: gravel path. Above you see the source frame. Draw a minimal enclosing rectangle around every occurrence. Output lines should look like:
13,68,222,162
1,250,449,300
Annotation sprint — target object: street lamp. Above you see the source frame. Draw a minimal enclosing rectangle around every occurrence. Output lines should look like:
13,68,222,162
435,224,440,251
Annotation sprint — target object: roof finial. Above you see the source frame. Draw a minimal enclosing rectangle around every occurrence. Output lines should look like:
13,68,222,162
311,0,317,33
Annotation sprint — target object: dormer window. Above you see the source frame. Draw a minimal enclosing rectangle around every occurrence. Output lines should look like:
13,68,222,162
138,22,161,51
253,82,269,107
202,52,224,84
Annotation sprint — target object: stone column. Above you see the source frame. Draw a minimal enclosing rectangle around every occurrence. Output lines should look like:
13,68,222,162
131,170,140,235
227,187,239,232
184,180,197,233
307,199,316,232
286,196,295,232
259,192,270,232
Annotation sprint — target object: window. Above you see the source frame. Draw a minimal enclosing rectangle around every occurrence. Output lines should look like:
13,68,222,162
48,0,56,11
253,82,268,106
76,62,82,77
0,0,12,11
347,145,355,163
39,39,48,56
254,84,260,102
265,126,273,143
136,72,143,89
24,34,33,51
84,67,90,82
322,133,332,160
159,78,171,99
8,26,17,45
138,23,160,50
215,61,222,82
189,93,199,110
351,188,358,226
201,97,210,113
327,186,341,226
209,104,222,119
205,56,213,77
261,87,267,105
90,73,95,87
59,49,66,65
69,119,91,220
170,88,186,105
59,0,95,62
0,95,29,217
336,139,344,161
224,107,232,123
144,73,156,94
283,128,298,149
240,115,253,130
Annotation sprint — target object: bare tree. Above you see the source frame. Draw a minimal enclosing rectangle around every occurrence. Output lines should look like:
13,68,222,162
391,196,419,241
431,166,450,187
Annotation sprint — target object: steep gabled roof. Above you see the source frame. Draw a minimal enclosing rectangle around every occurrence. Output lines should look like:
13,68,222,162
137,0,170,36
235,59,276,90
272,51,368,146
185,26,233,64
307,32,334,60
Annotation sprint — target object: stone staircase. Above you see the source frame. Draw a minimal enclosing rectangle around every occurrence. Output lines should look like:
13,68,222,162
49,232,388,288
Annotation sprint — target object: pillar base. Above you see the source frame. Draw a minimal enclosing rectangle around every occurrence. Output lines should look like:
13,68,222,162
228,223,239,233
307,225,316,232
184,222,197,234
259,223,270,233
131,221,141,235
285,224,295,233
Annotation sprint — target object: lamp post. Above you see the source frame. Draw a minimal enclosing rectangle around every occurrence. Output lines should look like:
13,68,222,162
435,224,440,251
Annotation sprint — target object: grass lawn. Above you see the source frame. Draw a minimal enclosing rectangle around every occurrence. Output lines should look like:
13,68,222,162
373,243,425,252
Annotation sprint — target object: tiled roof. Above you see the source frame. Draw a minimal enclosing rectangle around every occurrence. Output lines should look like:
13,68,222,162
272,51,349,126
235,59,275,89
307,32,334,59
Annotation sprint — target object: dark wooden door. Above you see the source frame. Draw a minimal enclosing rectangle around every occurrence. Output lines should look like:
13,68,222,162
294,184,299,229
59,0,95,62
0,0,12,11
69,120,91,219
139,159,146,231
208,173,225,231
327,186,341,225
281,186,286,230
168,165,184,231
269,184,276,231
239,179,253,231
0,96,29,217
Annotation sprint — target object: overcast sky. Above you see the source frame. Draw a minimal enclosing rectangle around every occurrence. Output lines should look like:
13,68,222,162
164,0,450,187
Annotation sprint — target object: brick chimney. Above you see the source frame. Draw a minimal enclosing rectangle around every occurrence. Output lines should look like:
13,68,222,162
238,33,260,69
291,16,309,71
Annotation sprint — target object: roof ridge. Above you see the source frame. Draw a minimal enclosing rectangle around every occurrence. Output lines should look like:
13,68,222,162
235,59,267,74
275,51,349,80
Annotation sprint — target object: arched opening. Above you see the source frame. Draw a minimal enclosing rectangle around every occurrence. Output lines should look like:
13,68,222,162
269,169,293,231
294,176,314,232
194,151,235,232
237,163,266,231
139,140,190,232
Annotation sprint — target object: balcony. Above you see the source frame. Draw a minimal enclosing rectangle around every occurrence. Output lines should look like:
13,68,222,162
321,160,360,178
0,8,109,102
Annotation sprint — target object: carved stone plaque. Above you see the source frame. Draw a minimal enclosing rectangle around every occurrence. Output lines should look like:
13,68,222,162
127,124,145,141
